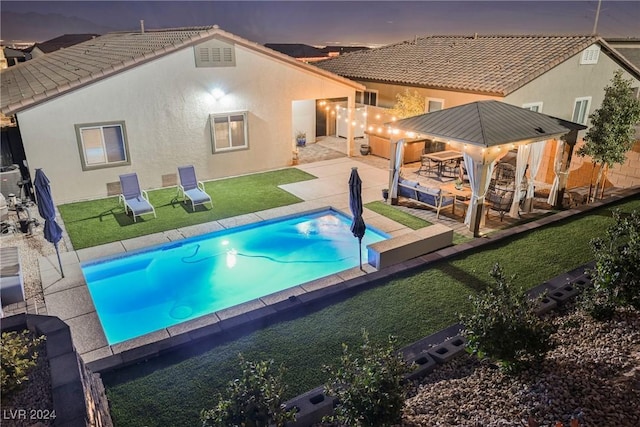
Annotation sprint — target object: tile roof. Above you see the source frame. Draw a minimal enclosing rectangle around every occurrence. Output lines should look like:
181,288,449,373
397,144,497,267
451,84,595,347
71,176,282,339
29,34,101,54
264,43,326,58
391,100,578,147
315,35,638,96
1,26,363,115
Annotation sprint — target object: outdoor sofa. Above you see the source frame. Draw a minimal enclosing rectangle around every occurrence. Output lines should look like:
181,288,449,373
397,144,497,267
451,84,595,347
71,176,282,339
397,177,454,218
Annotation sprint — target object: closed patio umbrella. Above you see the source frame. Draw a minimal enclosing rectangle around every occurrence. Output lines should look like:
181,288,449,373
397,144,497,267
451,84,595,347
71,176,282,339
349,167,366,270
34,169,64,278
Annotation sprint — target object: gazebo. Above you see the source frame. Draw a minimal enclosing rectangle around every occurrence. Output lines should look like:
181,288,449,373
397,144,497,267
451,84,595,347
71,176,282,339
387,100,586,236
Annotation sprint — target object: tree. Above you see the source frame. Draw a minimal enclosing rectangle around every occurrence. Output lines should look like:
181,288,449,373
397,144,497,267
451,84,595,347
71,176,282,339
577,70,640,201
388,88,425,119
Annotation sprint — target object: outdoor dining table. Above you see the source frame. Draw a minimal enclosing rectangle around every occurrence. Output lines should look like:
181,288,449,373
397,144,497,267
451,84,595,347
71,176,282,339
423,150,464,178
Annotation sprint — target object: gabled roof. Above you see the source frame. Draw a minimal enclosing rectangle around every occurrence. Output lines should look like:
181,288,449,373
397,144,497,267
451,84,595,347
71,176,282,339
315,34,640,96
264,43,326,58
1,26,363,115
28,34,100,54
391,100,581,147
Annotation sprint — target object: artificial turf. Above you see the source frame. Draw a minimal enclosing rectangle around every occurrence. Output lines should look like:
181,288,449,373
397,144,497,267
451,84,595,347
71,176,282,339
102,196,640,427
58,168,316,249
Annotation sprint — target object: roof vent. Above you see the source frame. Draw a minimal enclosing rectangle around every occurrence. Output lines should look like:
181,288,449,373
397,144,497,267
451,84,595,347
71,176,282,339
535,127,545,134
140,20,145,34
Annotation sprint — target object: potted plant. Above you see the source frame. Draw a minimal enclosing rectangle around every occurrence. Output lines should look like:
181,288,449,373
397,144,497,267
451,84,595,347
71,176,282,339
454,177,463,190
296,131,306,147
382,188,389,201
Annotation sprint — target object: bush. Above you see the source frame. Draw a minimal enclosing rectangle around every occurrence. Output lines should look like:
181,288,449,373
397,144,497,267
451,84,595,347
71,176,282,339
323,330,412,427
1,330,45,398
200,354,295,427
582,209,640,319
461,264,554,373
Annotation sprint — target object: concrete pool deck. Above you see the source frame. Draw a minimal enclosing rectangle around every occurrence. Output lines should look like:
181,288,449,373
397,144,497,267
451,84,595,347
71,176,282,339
40,157,418,366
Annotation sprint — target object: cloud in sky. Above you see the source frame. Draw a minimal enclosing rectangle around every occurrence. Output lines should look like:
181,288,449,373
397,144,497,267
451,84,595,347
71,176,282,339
1,1,638,45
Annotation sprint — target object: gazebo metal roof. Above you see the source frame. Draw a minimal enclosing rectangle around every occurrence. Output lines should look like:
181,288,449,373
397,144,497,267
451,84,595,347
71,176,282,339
391,100,578,147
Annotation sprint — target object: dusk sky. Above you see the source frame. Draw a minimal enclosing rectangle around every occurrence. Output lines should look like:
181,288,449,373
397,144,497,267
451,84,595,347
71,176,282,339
1,1,639,46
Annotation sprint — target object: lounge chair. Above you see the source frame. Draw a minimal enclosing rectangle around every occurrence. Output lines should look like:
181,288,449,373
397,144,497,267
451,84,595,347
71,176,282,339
177,165,213,211
118,173,156,222
1,246,25,306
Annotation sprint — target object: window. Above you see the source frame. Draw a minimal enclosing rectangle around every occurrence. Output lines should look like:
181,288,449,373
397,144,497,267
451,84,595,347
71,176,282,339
194,40,236,67
426,98,444,112
75,121,130,170
210,112,248,152
580,45,600,65
356,90,378,106
522,102,543,112
572,97,591,125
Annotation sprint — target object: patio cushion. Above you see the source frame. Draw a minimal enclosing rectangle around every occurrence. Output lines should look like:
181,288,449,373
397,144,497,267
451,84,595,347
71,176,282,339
184,188,210,205
127,196,154,214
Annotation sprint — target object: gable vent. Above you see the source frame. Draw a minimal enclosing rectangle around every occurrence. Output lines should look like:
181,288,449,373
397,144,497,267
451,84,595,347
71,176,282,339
194,40,236,68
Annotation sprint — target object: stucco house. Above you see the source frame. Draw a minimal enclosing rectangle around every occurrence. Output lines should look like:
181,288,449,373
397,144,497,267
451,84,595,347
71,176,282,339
0,25,364,203
315,34,640,191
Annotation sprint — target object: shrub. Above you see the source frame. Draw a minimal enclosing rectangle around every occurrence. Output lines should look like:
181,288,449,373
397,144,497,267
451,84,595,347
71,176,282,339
200,354,295,427
582,209,640,319
461,264,554,373
1,330,45,398
323,330,412,427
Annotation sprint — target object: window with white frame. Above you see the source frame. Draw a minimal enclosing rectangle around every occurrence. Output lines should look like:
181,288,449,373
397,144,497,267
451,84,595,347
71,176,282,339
580,45,600,65
572,97,591,125
426,98,444,112
210,112,248,153
75,121,129,170
356,90,378,106
522,102,543,113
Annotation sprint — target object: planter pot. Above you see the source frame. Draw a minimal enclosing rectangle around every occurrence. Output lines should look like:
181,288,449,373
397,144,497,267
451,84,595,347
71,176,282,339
360,144,370,155
382,189,389,201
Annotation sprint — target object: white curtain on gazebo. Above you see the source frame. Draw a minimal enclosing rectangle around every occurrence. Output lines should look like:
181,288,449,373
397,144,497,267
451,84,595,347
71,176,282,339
525,140,547,212
547,140,565,206
509,144,531,218
389,139,405,202
464,153,495,226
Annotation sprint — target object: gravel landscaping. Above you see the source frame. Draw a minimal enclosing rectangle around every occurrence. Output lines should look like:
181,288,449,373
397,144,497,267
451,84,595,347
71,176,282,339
402,303,640,427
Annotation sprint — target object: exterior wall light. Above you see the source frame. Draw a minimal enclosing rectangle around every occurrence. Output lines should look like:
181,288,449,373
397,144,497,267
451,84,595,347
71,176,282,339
211,88,225,100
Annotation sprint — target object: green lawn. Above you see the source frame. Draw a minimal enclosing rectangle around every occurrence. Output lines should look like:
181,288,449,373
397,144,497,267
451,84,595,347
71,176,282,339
58,169,316,249
102,196,640,427
365,201,471,244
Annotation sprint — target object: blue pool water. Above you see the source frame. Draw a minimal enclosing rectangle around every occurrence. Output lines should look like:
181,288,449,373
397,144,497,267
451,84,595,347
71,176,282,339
82,209,388,344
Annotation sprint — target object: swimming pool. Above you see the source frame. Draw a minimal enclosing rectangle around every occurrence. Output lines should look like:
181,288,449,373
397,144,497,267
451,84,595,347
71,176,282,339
82,209,388,344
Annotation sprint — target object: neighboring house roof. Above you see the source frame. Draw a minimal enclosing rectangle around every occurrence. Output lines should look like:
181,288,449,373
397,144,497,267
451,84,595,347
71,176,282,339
28,33,100,54
391,100,580,147
320,46,370,55
2,47,25,59
264,43,326,58
1,26,363,116
315,34,640,96
609,47,640,70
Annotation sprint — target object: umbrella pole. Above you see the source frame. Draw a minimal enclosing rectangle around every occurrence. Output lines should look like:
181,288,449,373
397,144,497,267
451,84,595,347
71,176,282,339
359,238,363,271
55,242,65,278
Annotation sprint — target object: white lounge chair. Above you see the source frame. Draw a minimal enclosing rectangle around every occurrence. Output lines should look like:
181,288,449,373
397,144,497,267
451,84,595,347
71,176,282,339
177,165,213,211
118,173,156,222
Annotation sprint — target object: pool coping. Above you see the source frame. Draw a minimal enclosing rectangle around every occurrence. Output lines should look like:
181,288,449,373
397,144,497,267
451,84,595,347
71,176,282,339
39,187,640,373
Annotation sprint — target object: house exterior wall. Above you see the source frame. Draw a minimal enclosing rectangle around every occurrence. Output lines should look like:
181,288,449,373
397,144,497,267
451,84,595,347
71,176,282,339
355,81,500,110
506,46,640,189
16,42,358,203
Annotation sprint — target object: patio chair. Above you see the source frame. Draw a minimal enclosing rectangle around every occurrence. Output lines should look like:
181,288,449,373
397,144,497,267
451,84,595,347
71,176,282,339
177,165,213,211
118,173,156,222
